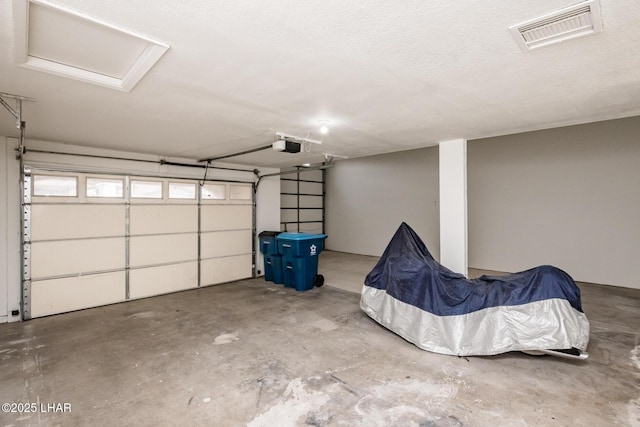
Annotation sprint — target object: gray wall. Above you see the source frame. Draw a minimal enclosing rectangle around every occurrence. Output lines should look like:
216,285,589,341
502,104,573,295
468,116,640,288
325,116,639,289
325,147,440,258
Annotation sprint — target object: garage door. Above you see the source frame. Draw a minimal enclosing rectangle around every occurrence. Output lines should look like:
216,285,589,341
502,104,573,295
24,170,253,319
280,168,324,233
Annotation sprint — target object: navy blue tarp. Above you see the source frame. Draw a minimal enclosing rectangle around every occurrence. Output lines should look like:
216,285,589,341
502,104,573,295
360,223,590,356
364,222,584,316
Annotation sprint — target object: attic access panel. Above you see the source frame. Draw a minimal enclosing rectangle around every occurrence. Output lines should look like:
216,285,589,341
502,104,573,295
13,0,169,92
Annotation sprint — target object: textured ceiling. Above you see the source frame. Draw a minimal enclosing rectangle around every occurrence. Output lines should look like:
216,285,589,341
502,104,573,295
1,0,640,167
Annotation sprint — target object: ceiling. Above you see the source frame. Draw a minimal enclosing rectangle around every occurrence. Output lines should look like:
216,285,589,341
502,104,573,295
1,0,639,168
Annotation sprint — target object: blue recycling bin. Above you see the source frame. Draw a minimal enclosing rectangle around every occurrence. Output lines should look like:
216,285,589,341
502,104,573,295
258,231,283,284
276,232,327,291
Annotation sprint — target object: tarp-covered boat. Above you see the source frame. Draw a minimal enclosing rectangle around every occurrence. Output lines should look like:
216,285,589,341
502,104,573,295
360,223,590,358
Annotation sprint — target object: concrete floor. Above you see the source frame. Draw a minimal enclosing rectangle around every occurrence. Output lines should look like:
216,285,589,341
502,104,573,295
0,251,639,426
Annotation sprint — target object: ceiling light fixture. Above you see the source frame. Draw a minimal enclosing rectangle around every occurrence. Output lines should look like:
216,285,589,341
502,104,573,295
318,120,330,135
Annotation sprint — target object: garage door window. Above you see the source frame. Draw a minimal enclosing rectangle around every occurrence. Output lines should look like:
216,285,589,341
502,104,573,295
33,175,77,197
87,178,124,198
230,184,252,200
169,182,196,199
201,183,226,200
131,180,162,199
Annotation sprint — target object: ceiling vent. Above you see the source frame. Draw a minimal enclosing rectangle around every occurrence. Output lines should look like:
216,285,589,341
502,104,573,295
13,0,170,92
509,0,603,52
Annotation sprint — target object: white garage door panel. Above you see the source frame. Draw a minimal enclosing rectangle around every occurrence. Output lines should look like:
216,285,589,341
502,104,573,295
281,210,304,223
299,195,323,208
129,234,197,267
299,181,323,194
281,195,322,208
300,209,323,222
31,271,125,318
130,205,198,235
201,205,251,231
201,230,252,259
299,169,323,181
129,262,197,299
201,255,252,286
31,238,125,279
31,204,124,240
298,223,323,233
280,180,298,193
280,194,296,208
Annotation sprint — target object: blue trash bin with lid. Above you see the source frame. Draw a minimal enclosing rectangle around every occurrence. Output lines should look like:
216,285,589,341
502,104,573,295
276,232,327,291
258,231,283,284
